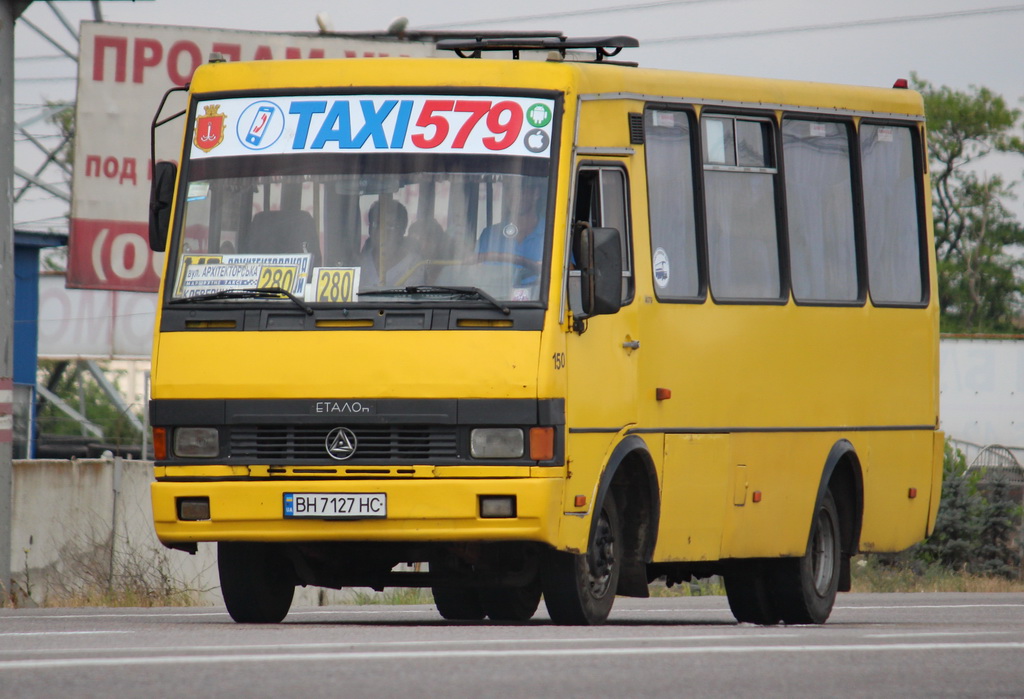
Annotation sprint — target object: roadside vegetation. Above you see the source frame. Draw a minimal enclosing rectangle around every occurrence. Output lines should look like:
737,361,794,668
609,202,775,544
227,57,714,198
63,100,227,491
852,442,1024,593
5,534,207,609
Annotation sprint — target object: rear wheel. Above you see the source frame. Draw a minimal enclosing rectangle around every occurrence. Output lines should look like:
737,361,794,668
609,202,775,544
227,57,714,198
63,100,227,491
431,586,485,621
542,493,621,625
218,541,295,624
773,490,841,624
480,577,543,621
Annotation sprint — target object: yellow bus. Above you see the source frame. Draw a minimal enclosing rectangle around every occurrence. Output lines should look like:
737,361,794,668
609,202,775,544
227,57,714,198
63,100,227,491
147,36,942,625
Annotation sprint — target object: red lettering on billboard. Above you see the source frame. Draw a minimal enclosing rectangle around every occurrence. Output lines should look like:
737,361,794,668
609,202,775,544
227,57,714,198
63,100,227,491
68,218,163,292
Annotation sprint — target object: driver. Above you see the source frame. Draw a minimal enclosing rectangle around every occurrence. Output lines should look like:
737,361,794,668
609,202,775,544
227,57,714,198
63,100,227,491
360,199,422,288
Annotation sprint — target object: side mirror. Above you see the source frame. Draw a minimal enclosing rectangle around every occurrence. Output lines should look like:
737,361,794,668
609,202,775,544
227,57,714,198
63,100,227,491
573,223,623,319
149,161,177,252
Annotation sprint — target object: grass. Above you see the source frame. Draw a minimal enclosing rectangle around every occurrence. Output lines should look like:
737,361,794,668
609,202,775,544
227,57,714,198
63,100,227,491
5,538,209,609
8,556,1021,609
849,556,1024,593
347,587,435,605
648,577,726,597
645,556,1024,598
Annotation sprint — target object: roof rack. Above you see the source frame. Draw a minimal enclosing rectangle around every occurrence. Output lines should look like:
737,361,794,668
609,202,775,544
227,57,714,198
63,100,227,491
437,35,639,65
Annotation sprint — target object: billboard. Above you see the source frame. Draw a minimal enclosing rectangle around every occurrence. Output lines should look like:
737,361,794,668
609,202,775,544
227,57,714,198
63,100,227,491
69,22,436,292
38,274,157,358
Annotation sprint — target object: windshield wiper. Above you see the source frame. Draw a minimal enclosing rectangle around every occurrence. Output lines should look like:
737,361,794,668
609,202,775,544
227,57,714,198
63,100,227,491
359,285,511,315
169,286,314,316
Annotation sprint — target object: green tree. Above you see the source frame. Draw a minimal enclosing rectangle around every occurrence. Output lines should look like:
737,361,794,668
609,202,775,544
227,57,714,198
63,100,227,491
915,444,983,570
912,444,1023,579
912,75,1024,332
973,476,1024,579
36,360,143,449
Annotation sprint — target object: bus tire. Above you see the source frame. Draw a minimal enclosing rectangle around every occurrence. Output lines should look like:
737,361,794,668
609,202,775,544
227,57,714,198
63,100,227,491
480,578,542,621
724,562,781,625
542,492,621,625
217,541,295,624
773,490,841,624
431,586,486,621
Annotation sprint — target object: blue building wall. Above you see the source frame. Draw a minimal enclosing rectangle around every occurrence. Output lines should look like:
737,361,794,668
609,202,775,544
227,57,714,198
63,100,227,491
13,231,67,384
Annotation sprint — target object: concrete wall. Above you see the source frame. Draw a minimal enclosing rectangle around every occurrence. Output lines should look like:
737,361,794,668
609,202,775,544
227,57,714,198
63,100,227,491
7,458,343,607
940,338,1024,449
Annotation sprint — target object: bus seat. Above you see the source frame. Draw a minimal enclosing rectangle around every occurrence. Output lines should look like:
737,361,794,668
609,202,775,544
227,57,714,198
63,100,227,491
247,210,321,267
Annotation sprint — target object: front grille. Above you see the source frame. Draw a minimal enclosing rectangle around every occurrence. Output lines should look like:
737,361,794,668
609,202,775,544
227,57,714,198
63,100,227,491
230,424,459,461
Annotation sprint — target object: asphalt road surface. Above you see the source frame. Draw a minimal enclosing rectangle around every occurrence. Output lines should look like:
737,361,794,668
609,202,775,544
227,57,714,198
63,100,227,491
2,592,1023,698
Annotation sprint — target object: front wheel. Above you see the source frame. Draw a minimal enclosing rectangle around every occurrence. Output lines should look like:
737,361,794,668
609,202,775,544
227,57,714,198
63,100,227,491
542,493,621,625
773,490,842,624
480,577,543,621
431,586,485,621
217,541,295,624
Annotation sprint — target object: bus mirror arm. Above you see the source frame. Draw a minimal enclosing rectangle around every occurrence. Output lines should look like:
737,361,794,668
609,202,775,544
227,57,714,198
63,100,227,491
571,222,623,326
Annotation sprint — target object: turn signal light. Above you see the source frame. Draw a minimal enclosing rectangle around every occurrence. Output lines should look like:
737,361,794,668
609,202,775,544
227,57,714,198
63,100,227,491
152,427,168,460
529,427,555,461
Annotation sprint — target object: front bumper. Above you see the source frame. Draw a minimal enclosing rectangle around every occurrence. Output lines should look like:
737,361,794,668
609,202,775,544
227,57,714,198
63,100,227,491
151,476,567,546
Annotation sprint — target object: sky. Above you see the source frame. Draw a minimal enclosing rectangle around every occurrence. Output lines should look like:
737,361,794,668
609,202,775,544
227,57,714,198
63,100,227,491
12,0,1024,230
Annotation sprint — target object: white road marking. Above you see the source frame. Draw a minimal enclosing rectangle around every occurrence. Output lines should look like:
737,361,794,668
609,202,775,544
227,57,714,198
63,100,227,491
0,633,797,656
835,603,1024,610
864,631,1019,638
2,641,1024,671
0,631,133,638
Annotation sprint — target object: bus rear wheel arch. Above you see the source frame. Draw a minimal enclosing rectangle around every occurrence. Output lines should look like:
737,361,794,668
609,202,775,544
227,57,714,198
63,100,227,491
723,440,863,626
723,489,842,625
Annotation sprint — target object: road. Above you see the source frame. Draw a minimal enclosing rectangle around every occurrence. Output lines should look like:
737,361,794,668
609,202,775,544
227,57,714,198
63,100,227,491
2,593,1023,698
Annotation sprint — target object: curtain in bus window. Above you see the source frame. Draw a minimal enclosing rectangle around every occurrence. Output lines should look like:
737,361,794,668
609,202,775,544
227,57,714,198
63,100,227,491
645,110,699,299
783,119,858,302
861,124,923,305
705,170,780,299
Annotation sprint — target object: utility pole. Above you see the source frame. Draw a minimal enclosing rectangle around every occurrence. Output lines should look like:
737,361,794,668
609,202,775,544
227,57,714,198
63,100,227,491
1,0,29,603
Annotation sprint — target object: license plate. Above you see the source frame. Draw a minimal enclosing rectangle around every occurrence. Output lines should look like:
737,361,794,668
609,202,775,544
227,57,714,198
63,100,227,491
284,493,386,519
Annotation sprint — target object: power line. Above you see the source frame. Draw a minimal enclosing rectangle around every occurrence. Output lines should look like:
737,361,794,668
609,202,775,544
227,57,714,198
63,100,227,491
419,0,736,30
646,4,1024,44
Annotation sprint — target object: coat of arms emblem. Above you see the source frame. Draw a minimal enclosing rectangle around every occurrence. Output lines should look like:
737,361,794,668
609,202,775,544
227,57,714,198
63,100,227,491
194,104,226,153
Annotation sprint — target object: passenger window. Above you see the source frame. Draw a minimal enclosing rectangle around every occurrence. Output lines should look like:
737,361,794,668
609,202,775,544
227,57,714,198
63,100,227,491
860,123,925,305
782,118,858,303
574,167,633,303
702,114,781,300
645,108,700,300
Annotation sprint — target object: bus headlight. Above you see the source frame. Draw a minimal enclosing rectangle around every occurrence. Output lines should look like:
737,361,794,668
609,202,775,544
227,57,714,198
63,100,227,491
173,427,219,458
470,428,524,459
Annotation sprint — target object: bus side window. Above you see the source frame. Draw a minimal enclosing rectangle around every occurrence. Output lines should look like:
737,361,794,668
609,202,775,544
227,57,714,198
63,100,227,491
645,108,701,300
702,114,782,301
782,118,859,303
860,123,926,305
574,167,634,304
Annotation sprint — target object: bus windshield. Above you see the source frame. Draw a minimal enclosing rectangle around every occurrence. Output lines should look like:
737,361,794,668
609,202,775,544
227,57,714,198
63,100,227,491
167,94,557,306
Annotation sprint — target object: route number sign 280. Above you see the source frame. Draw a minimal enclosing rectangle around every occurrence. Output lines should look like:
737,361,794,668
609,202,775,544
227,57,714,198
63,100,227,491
314,268,360,303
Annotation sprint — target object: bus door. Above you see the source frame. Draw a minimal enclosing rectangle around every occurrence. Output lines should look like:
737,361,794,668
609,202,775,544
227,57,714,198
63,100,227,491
564,164,638,505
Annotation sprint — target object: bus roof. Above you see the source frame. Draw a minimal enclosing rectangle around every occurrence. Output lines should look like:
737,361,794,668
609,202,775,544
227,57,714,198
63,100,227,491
187,55,925,119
